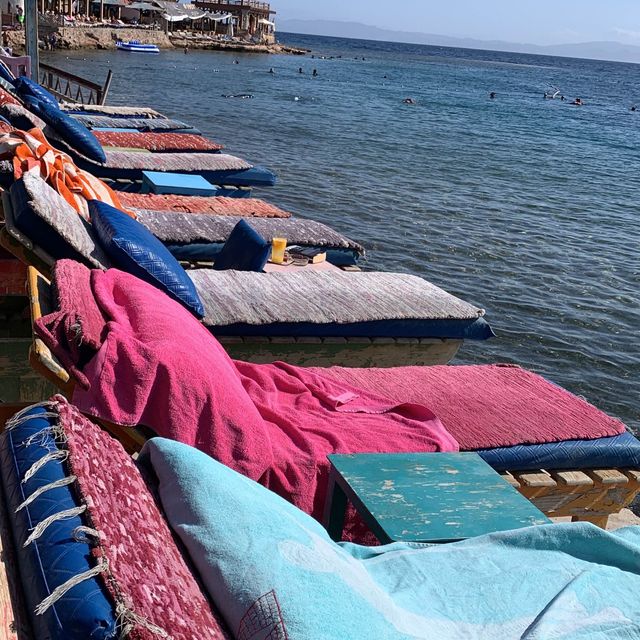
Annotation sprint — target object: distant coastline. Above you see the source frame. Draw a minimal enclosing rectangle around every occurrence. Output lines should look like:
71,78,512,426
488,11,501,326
278,19,640,64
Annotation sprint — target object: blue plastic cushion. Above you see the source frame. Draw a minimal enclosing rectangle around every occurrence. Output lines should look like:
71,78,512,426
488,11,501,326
0,407,117,639
213,219,270,272
0,62,15,84
23,96,107,164
89,199,205,317
478,431,640,472
13,76,59,108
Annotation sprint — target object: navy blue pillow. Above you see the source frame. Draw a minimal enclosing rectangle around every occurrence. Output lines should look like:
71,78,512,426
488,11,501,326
23,96,107,164
214,219,271,272
89,199,205,317
13,76,58,108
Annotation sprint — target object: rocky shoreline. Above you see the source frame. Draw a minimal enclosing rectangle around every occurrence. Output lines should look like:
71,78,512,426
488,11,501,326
5,27,308,55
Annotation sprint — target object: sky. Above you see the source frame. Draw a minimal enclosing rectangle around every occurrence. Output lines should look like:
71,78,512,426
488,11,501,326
274,0,640,46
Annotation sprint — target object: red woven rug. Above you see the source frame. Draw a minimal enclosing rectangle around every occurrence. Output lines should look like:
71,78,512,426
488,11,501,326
308,364,627,450
119,192,292,217
94,131,224,152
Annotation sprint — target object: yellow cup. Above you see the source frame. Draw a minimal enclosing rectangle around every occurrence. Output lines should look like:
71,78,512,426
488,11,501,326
271,237,287,264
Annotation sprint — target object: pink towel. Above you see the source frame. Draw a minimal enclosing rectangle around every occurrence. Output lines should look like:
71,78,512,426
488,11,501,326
35,260,106,388
67,267,457,520
308,365,627,449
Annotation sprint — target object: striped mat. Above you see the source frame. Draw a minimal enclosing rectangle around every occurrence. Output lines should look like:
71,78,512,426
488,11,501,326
73,115,194,131
138,211,364,253
95,131,223,153
60,104,165,118
189,270,485,327
119,193,291,217
99,151,251,171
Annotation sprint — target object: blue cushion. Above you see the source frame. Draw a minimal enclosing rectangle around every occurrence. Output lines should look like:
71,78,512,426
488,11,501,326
0,61,15,84
23,96,107,164
213,219,270,272
478,431,640,471
89,199,205,317
0,407,117,639
13,76,58,108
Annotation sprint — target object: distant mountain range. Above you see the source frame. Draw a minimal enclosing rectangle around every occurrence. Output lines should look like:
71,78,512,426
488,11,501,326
278,19,640,64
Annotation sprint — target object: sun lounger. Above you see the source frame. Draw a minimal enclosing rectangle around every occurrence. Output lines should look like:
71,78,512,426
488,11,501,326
63,149,278,189
137,210,365,265
71,114,201,133
94,130,224,152
59,103,165,118
3,175,492,366
2,401,639,640
120,192,291,216
20,269,640,528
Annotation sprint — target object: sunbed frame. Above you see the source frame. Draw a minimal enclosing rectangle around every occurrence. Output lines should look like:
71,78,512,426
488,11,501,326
23,266,640,528
0,190,466,367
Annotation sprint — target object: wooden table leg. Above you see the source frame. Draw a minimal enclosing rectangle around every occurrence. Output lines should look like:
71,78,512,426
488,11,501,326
323,468,348,542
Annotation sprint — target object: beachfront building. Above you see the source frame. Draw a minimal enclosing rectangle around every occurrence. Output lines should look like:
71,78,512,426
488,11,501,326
192,0,275,42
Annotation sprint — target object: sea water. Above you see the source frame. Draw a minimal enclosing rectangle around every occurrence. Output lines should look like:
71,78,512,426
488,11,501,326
44,33,640,433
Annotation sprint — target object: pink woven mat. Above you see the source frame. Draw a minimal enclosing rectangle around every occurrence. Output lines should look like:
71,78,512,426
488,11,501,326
95,130,223,152
307,364,627,450
55,396,230,640
118,192,291,217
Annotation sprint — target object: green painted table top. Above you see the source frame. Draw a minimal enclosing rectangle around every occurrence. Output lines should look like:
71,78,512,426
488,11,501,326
327,452,550,543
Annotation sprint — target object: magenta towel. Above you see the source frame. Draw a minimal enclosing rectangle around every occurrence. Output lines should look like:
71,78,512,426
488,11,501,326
67,267,458,520
34,259,106,389
308,365,627,450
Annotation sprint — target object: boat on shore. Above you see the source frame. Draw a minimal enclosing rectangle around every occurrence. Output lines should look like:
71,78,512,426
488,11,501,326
115,40,160,53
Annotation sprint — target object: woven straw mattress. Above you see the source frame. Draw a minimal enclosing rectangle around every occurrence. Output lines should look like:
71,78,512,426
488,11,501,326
60,104,164,118
189,270,485,327
96,150,251,172
138,211,364,253
119,193,291,217
95,131,223,153
73,115,194,131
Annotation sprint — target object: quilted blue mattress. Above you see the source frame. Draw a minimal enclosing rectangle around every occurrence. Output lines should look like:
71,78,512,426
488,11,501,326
0,407,117,639
211,317,494,340
478,431,640,471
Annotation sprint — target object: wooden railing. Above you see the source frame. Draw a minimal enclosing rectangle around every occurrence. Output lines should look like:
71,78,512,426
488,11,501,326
39,63,113,105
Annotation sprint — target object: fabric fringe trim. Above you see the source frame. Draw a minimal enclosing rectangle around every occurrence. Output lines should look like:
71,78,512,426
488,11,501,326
23,505,87,547
22,450,69,484
115,603,172,639
16,476,77,512
35,557,109,615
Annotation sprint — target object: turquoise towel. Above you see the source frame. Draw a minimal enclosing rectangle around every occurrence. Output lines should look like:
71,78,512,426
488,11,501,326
140,438,640,639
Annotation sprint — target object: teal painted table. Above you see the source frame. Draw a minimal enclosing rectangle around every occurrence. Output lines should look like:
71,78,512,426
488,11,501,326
324,452,551,543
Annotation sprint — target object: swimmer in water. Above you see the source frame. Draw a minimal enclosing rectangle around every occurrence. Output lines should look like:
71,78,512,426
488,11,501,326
489,91,496,99
402,97,416,105
631,105,637,111
571,97,583,106
312,69,318,77
269,67,274,74
298,67,303,74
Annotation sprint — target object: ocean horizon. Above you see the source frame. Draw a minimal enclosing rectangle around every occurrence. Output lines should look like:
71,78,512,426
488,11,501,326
44,32,640,433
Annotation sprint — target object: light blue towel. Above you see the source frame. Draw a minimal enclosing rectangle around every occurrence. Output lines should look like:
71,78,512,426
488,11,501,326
139,438,640,640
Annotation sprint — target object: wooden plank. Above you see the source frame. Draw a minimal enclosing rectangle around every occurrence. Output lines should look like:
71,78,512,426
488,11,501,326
550,470,593,487
0,481,33,639
587,469,628,485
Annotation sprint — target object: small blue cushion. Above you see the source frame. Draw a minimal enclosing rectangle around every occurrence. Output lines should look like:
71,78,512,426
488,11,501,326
0,62,15,84
89,199,205,317
13,76,58,108
213,219,271,272
23,96,107,164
